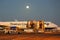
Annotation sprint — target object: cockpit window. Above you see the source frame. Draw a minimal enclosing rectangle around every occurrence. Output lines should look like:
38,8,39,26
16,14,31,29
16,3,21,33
44,23,49,25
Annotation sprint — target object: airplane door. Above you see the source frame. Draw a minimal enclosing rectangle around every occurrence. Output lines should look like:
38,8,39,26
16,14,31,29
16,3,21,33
38,20,44,32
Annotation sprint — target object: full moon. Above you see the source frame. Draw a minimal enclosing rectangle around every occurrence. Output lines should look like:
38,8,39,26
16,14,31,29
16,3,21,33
26,5,29,9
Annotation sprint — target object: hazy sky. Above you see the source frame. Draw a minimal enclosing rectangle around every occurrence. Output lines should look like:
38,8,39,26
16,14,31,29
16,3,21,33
0,0,60,26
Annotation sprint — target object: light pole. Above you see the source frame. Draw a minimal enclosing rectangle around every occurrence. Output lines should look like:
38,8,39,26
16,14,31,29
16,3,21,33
26,5,30,9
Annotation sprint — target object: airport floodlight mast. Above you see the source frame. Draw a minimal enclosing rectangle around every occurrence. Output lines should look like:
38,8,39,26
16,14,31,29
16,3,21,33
26,5,30,9
25,2,31,9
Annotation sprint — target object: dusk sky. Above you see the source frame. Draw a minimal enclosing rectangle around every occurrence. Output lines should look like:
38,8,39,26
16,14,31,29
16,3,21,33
0,0,60,26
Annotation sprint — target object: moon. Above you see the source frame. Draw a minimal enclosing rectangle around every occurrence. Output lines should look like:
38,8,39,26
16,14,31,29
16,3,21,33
26,5,29,9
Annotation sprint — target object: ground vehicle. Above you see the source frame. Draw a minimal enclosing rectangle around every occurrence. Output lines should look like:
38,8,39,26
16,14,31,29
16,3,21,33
0,20,58,34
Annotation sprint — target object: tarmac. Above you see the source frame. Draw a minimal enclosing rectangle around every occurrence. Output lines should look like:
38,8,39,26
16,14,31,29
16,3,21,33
0,33,60,40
